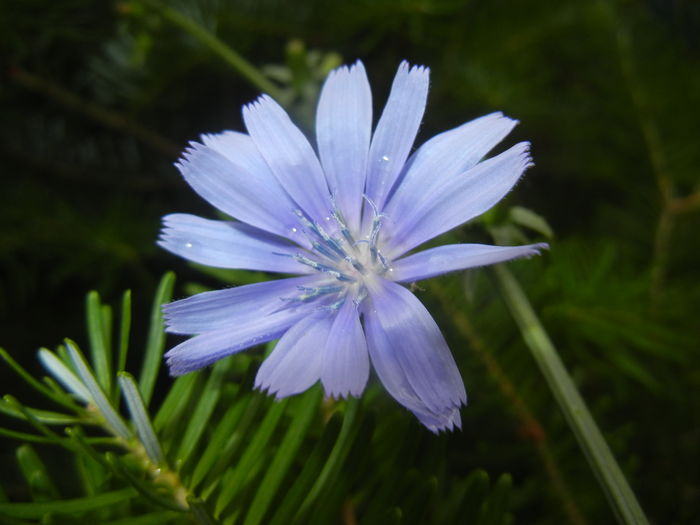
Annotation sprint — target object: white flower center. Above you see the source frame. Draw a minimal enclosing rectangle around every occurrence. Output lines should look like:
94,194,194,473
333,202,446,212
289,204,390,308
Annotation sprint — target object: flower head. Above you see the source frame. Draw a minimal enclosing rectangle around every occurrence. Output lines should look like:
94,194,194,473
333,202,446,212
159,60,546,432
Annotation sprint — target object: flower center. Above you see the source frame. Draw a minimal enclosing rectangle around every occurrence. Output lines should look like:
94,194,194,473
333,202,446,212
288,202,390,309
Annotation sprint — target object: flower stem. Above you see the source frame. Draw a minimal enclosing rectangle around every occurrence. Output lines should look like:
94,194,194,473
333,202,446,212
142,0,285,101
492,265,649,525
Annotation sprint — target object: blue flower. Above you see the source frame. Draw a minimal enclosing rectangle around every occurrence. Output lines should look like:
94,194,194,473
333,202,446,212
159,60,546,433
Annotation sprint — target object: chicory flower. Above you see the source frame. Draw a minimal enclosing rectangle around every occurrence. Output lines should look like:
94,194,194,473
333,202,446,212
159,60,546,432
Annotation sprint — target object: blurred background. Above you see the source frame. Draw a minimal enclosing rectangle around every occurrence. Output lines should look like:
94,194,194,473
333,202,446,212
1,0,698,523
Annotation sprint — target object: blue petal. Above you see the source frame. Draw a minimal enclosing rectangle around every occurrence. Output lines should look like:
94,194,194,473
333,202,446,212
243,95,331,223
255,314,332,398
364,61,430,214
390,243,548,282
177,138,308,247
158,213,311,273
165,307,307,375
321,299,369,399
164,275,326,335
383,142,533,258
316,61,372,232
364,279,466,433
385,112,517,221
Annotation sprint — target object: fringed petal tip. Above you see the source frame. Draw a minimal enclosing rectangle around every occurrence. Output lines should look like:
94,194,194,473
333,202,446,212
242,93,276,116
322,387,364,401
174,141,206,170
254,378,319,401
414,404,464,434
397,59,430,77
518,141,534,170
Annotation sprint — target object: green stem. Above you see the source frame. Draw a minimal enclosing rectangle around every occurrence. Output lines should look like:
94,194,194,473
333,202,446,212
493,265,649,525
144,0,285,101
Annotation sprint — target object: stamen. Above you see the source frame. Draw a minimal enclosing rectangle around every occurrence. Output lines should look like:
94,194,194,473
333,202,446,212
363,195,385,264
294,254,356,282
353,287,368,307
297,284,344,298
345,255,366,274
331,205,355,246
294,209,347,260
318,298,345,312
376,251,391,271
312,241,341,262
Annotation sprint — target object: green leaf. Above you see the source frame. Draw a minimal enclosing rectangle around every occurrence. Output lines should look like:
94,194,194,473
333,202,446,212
174,360,229,467
86,291,113,396
16,444,60,502
199,392,265,496
0,427,56,444
101,511,182,525
75,446,109,497
243,388,321,525
139,272,175,406
0,348,78,412
0,399,81,425
268,411,341,525
509,205,554,239
65,340,132,440
117,289,132,374
447,470,491,520
105,453,187,512
477,473,512,525
118,372,165,465
2,396,68,447
153,373,198,432
0,487,137,518
38,348,92,404
214,397,288,516
188,391,248,491
294,397,360,523
187,497,219,525
64,427,112,470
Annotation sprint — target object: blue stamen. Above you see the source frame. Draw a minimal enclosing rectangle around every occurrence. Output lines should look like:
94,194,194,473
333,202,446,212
294,209,348,260
294,254,355,282
331,206,355,245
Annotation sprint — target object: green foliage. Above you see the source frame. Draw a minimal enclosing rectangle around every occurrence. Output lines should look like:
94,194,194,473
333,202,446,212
1,275,513,524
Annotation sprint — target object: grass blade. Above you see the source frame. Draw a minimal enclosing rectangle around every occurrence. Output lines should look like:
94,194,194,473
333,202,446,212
102,511,182,525
294,397,360,522
153,373,198,432
117,290,132,374
0,348,78,411
38,348,92,404
0,399,81,425
86,291,113,395
214,398,288,516
268,413,341,525
174,360,227,466
16,444,60,501
139,272,175,406
105,453,187,512
189,393,247,490
0,487,137,518
243,389,321,525
118,372,165,465
66,340,132,440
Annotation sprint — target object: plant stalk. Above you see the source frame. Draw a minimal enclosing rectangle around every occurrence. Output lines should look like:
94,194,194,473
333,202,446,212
143,0,285,101
493,265,649,525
